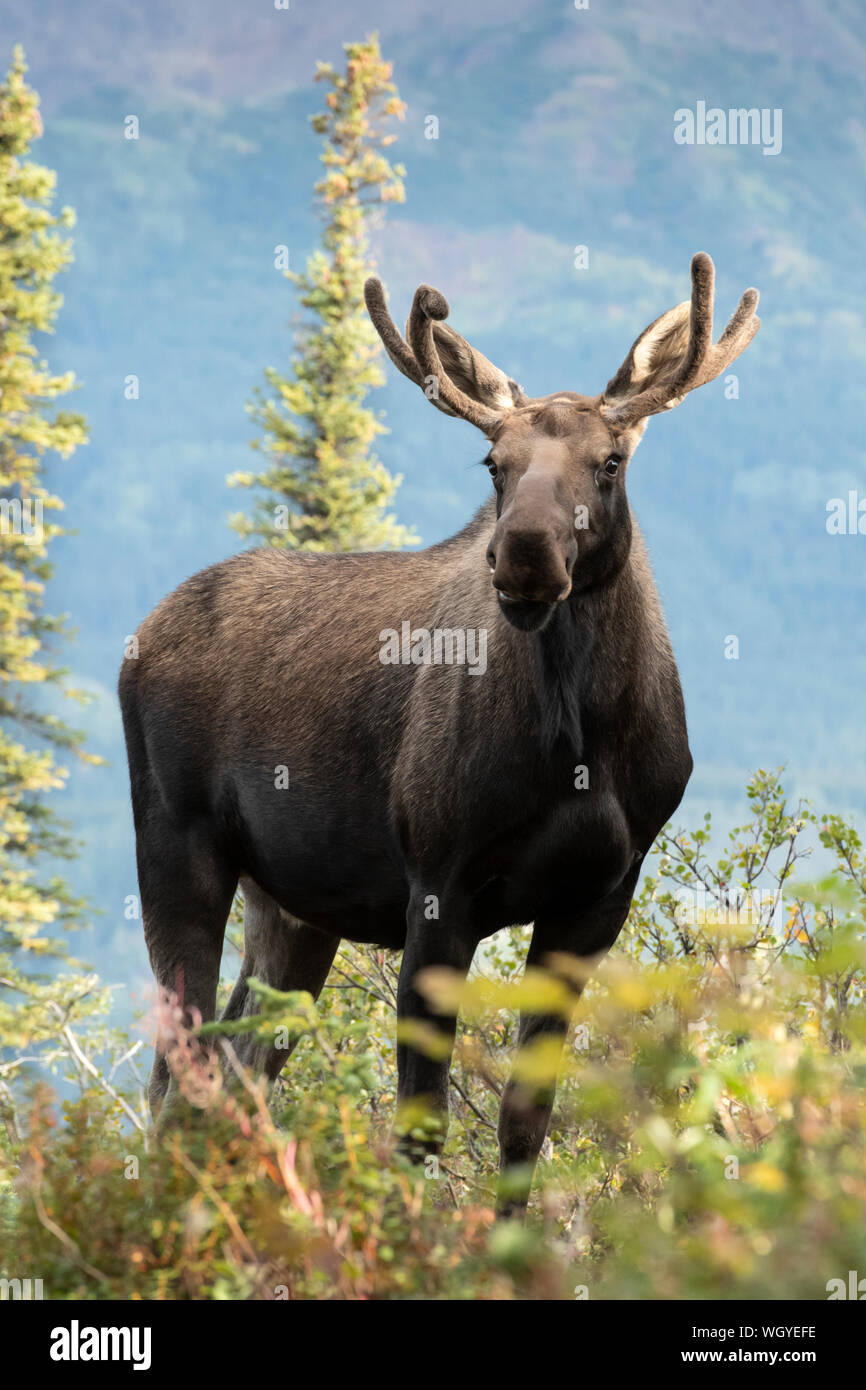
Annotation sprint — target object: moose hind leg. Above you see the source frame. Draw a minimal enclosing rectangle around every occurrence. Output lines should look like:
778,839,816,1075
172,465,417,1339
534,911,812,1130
138,817,238,1116
220,876,339,1080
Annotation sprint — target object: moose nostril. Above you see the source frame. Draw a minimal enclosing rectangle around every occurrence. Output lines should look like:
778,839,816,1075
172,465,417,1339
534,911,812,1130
486,549,496,572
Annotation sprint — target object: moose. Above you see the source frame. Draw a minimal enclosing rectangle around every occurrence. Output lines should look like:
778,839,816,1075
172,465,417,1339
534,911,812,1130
119,253,759,1212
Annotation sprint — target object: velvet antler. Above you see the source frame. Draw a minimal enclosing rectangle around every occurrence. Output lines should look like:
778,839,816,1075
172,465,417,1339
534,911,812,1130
364,277,509,436
601,254,760,429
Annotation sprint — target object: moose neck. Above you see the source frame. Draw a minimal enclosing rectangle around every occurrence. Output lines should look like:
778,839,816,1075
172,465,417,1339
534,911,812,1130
527,513,634,760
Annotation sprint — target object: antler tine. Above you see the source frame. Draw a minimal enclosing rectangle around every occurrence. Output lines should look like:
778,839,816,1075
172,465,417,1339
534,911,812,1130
406,285,504,436
363,277,425,388
711,286,760,360
674,251,716,390
607,254,760,429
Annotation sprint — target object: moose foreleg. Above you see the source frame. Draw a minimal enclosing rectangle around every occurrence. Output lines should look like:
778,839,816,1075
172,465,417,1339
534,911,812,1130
497,866,641,1215
395,898,476,1165
497,1004,572,1218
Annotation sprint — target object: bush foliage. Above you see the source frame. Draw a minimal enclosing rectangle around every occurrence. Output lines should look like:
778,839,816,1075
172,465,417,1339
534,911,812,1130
2,770,865,1300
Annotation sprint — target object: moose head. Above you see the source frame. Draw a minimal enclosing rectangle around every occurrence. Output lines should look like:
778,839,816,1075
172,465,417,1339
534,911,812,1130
365,253,760,631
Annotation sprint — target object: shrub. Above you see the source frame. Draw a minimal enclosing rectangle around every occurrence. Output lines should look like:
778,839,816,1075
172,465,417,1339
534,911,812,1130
2,771,864,1301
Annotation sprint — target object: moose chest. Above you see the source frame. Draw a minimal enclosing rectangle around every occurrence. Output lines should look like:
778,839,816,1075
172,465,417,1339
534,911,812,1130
397,705,640,937
475,778,636,933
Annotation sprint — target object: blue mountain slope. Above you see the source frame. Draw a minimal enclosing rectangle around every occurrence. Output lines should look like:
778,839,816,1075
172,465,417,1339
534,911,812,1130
1,0,862,990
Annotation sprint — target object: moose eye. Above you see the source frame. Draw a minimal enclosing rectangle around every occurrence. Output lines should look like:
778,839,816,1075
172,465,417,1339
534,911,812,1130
487,460,499,479
603,457,620,477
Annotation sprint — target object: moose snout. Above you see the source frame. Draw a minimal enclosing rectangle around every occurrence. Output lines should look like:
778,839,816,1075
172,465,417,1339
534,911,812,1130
487,527,575,605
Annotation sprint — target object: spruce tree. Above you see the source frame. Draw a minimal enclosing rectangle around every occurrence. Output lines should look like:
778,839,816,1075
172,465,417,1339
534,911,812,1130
229,35,416,552
0,47,98,1090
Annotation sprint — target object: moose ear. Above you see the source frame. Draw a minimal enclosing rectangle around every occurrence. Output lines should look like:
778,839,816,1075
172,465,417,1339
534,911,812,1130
600,254,759,431
602,302,694,410
425,320,527,412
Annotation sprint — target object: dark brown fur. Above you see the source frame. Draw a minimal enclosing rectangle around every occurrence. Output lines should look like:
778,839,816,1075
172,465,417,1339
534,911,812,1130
119,255,759,1212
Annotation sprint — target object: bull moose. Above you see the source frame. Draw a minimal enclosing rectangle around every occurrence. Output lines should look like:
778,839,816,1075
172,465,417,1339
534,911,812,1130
119,252,759,1212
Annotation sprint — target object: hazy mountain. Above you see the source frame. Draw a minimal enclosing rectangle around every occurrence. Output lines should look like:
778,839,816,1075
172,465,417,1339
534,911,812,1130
2,0,863,996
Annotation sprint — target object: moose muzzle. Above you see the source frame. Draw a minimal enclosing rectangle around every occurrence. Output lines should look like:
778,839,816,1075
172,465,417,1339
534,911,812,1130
486,459,578,619
488,524,574,608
